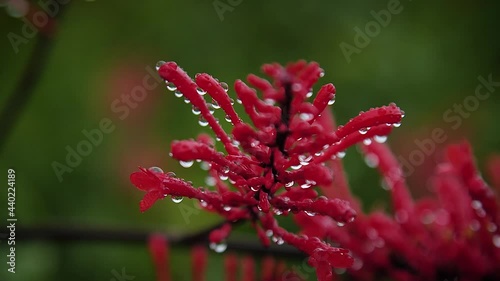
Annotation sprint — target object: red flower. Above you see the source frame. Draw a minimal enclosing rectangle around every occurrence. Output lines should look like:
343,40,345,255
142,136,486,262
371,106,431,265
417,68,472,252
131,60,404,279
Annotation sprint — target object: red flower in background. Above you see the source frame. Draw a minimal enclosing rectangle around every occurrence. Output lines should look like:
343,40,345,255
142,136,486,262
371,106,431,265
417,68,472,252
130,60,404,280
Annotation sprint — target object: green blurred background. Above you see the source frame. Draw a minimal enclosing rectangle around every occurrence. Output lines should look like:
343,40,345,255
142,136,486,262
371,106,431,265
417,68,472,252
1,0,499,280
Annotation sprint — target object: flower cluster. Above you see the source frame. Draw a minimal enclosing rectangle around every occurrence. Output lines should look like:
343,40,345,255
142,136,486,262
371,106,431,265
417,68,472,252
296,136,500,280
130,60,404,280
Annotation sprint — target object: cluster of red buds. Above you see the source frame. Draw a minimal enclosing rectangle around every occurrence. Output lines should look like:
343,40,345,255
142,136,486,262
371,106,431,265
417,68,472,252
130,60,405,280
148,234,306,281
296,134,500,280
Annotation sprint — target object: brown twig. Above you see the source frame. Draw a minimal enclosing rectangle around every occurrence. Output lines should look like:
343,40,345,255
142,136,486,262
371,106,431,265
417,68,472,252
13,224,304,258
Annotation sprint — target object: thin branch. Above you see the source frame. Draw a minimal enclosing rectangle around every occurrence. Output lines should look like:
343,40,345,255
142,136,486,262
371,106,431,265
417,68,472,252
13,224,304,259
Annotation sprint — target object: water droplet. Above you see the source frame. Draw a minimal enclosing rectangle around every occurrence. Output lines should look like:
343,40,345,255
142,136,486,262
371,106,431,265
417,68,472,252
155,61,166,71
220,82,229,92
265,230,273,237
363,138,372,145
222,166,230,174
174,91,183,98
229,98,235,105
198,116,209,127
219,174,228,181
200,161,210,170
292,83,302,92
200,200,208,208
211,100,220,109
300,183,311,189
470,220,480,231
306,91,313,98
166,172,176,178
359,128,368,135
285,181,294,188
196,87,206,95
374,135,387,143
299,113,314,121
179,160,194,168
336,221,345,227
272,236,284,245
166,81,177,91
291,164,302,170
148,166,163,173
336,151,346,159
364,153,379,168
393,122,401,128
487,223,497,233
171,196,183,203
250,186,259,192
305,211,316,217
223,206,231,211
319,70,325,77
274,209,283,216
236,98,242,104
264,99,275,105
381,179,391,190
183,98,190,104
209,241,227,253
328,96,336,105
205,176,216,186
493,235,500,248
191,106,201,115
471,200,482,210
225,115,232,123
334,268,346,275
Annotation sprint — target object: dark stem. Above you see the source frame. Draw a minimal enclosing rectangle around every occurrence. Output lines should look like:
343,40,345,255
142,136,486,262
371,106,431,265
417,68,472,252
12,224,304,258
0,5,68,153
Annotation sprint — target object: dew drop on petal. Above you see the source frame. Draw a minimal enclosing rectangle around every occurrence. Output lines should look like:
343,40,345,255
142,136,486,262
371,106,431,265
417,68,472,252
220,82,229,92
493,235,500,248
487,223,497,233
222,166,230,174
205,176,216,186
171,196,183,203
166,172,176,178
229,98,235,105
225,115,232,123
200,200,208,208
359,128,368,135
148,166,164,173
250,186,259,192
198,116,209,127
196,87,206,95
191,106,201,115
179,160,194,168
174,91,183,98
265,229,273,237
336,221,346,227
306,91,313,98
328,96,336,105
211,100,220,109
285,181,294,188
363,138,372,145
319,70,325,77
374,135,387,143
236,98,242,104
336,151,346,159
223,206,231,211
200,161,210,170
155,61,166,71
364,153,379,168
209,241,227,253
219,174,228,181
183,98,190,104
291,164,302,170
393,122,401,128
299,113,314,121
305,211,316,217
166,81,177,91
300,183,311,189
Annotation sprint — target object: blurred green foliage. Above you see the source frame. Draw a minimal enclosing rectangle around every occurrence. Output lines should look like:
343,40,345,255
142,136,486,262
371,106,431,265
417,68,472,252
0,1,499,280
